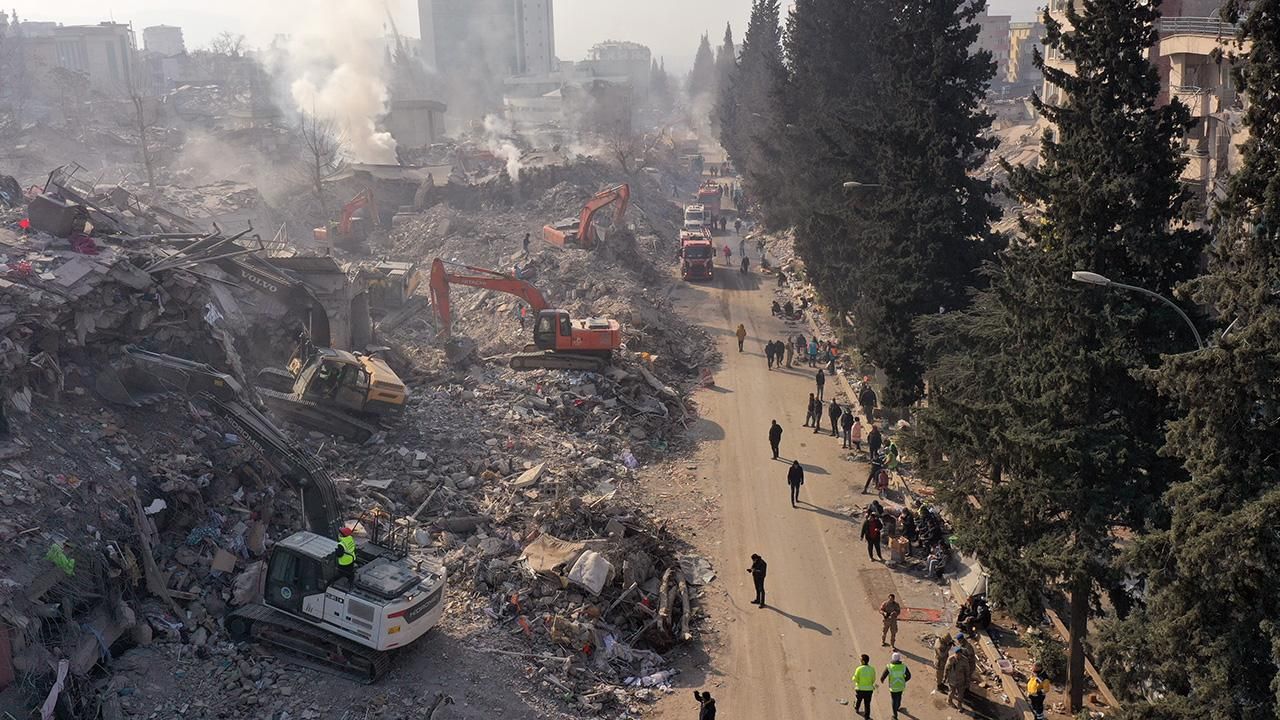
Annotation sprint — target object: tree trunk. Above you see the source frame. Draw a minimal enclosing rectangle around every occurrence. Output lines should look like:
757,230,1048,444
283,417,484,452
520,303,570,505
1068,573,1089,712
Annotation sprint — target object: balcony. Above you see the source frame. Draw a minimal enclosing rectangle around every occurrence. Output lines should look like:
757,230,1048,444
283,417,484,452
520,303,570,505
1156,17,1239,38
1171,85,1212,117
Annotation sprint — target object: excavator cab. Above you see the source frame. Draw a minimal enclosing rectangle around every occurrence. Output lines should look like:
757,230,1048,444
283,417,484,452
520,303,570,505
533,309,574,351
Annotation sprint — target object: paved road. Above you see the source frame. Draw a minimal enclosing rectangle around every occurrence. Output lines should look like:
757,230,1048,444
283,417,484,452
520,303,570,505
662,244,958,720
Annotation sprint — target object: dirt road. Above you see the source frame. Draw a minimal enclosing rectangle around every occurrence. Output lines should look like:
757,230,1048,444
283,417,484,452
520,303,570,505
653,244,958,720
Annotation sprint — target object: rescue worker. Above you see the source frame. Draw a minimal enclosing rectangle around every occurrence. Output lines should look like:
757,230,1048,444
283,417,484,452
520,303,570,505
944,646,970,710
768,420,783,460
748,554,767,606
337,526,356,576
880,593,901,647
852,654,876,720
880,652,912,720
1027,662,1047,720
735,323,747,352
934,632,955,691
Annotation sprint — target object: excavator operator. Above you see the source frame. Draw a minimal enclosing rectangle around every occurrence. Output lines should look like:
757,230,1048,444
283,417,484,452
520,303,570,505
337,526,357,577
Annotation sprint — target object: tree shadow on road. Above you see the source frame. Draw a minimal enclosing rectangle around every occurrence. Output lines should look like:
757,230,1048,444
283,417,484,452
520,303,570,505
765,604,833,635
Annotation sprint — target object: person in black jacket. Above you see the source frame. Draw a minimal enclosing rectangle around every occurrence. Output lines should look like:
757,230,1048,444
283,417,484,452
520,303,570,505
828,400,842,437
812,397,824,433
768,420,783,459
788,460,805,507
815,367,826,400
694,691,716,720
749,554,767,606
859,382,878,424
804,393,817,427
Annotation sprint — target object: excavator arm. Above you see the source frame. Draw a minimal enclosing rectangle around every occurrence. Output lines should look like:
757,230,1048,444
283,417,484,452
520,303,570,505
339,189,376,235
428,258,550,338
103,347,341,538
577,184,629,247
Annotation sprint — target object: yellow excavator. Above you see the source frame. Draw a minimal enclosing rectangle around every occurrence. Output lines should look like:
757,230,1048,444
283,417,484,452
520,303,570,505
97,347,445,682
255,337,407,443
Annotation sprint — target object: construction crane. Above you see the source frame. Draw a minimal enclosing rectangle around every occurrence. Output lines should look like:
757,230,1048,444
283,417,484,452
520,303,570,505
428,258,621,371
97,347,445,682
542,183,630,250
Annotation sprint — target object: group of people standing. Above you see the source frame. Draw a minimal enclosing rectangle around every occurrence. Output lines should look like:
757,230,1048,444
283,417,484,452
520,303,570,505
802,393,865,451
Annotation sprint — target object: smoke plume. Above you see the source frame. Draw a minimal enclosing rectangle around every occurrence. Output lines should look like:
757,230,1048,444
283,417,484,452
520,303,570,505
283,0,397,164
482,114,524,180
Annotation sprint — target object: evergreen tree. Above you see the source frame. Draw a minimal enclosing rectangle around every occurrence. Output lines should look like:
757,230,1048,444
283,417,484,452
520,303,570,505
910,0,1204,710
777,0,998,404
713,23,736,133
650,58,673,113
718,0,784,222
687,33,717,98
1097,1,1280,716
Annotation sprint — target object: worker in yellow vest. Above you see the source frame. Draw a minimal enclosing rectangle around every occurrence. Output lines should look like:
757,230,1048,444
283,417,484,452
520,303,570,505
337,526,356,576
1027,662,1047,720
879,651,912,720
852,653,876,719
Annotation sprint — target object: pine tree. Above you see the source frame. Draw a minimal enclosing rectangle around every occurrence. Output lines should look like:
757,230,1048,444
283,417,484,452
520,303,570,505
650,58,673,112
910,0,1205,711
687,33,717,98
717,0,783,212
712,24,736,133
1096,2,1280,716
777,0,998,405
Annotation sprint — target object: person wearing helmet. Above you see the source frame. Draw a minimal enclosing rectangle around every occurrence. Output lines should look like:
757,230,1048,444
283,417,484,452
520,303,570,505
337,526,357,576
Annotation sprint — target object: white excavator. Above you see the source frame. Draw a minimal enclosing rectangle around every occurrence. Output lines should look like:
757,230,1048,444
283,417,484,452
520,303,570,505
99,347,446,682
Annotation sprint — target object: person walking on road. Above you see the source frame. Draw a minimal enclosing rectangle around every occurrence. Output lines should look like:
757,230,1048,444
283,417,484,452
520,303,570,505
784,338,794,368
867,423,883,458
787,460,805,507
860,511,884,561
812,397,824,433
803,393,817,428
815,367,825,400
851,416,864,452
765,340,775,369
880,652,912,720
934,632,955,691
859,380,878,424
841,407,855,448
944,646,970,710
1027,662,1047,720
723,244,732,266
748,554,767,607
694,691,716,720
852,654,876,720
827,400,841,437
880,593,901,647
768,420,783,459
735,323,747,352
807,339,818,367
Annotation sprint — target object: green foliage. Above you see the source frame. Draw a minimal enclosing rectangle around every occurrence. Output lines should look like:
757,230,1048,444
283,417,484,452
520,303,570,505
910,0,1206,706
687,33,717,98
1024,627,1067,682
1096,2,1280,718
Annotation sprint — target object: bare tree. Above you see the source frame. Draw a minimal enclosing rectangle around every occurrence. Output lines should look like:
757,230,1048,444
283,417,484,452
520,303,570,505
206,32,247,58
605,120,671,176
124,70,159,189
296,113,345,214
47,67,89,127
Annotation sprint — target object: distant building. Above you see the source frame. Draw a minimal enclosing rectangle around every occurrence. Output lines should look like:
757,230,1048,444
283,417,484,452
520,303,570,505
142,25,185,57
1007,22,1044,91
973,9,1012,88
17,22,137,96
583,41,651,97
515,0,555,75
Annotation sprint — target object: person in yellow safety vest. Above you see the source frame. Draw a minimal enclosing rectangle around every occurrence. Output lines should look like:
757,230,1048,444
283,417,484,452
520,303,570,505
337,526,356,575
852,653,876,720
1027,662,1047,720
880,652,912,720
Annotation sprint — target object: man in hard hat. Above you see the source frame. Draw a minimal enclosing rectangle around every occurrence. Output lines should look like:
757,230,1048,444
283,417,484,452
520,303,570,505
337,526,357,577
880,651,911,720
852,653,876,719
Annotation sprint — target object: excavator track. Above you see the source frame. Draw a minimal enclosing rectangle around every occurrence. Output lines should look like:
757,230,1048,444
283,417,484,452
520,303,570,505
255,387,380,443
227,603,391,684
509,349,607,372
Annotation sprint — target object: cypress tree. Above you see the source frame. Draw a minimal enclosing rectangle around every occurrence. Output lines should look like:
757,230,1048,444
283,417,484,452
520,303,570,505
911,0,1205,710
687,33,717,98
713,24,736,133
717,0,784,219
1097,1,1280,716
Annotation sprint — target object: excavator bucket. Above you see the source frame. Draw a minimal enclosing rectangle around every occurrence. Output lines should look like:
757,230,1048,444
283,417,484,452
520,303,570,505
444,337,477,366
94,367,138,406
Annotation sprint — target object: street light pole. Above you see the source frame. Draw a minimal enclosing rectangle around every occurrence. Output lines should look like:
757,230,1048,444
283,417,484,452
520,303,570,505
1070,271,1205,350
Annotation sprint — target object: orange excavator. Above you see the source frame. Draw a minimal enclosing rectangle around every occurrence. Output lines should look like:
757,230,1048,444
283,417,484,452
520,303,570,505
542,183,630,250
429,258,622,372
313,189,378,245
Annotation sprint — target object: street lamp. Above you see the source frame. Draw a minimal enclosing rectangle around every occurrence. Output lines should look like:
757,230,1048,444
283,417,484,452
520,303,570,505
1069,270,1205,350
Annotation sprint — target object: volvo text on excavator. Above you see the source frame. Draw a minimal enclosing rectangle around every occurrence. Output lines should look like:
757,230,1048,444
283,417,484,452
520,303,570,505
97,347,445,682
542,183,630,250
428,258,621,372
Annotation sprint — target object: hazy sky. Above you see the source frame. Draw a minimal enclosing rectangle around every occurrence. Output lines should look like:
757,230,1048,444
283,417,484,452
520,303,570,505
7,0,1042,73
